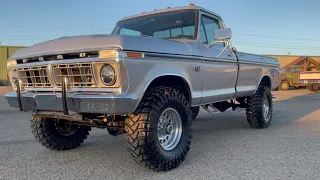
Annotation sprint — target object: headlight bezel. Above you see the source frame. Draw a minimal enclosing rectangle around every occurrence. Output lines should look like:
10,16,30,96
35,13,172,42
100,64,116,86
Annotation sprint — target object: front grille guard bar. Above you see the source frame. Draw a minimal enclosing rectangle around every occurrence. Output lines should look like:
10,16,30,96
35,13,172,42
16,77,70,115
16,80,23,111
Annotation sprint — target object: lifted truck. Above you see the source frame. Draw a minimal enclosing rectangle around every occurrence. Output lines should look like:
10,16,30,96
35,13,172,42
6,5,280,171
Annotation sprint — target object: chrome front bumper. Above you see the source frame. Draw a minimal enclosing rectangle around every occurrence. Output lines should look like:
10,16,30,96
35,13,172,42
6,78,137,115
6,92,137,114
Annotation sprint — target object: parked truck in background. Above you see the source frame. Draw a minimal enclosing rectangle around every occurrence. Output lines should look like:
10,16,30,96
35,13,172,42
5,4,280,171
299,71,320,92
279,65,307,90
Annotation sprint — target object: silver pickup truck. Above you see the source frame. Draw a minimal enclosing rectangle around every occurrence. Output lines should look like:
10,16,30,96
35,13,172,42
5,5,280,171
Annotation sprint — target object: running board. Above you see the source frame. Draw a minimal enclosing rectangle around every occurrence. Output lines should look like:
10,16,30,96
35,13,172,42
201,104,221,115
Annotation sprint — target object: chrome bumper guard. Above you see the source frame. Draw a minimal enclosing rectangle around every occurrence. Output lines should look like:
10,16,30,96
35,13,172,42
6,79,138,115
62,77,69,115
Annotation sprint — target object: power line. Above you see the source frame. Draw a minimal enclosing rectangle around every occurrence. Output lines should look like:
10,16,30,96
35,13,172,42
233,43,320,50
233,33,320,42
0,25,318,42
232,41,320,49
0,25,113,31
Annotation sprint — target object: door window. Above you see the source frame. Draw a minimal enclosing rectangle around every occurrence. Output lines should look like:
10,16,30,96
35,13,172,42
200,15,221,44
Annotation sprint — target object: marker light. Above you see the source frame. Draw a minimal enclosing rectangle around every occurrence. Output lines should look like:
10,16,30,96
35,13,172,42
99,50,117,59
126,52,144,58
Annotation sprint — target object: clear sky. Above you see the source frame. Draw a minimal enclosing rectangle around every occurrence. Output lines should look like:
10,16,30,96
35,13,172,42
0,0,319,56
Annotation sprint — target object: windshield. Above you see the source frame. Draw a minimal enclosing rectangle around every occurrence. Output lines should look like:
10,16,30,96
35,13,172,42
111,10,198,40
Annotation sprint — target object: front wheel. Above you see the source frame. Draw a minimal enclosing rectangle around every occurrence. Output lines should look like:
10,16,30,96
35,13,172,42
279,81,289,90
246,85,273,128
31,117,91,150
125,87,192,171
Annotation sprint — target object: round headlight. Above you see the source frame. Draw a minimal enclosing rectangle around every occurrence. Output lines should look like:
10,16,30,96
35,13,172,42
100,65,116,85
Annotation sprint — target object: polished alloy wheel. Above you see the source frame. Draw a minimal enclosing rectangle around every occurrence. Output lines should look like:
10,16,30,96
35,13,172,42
157,108,182,151
262,95,270,120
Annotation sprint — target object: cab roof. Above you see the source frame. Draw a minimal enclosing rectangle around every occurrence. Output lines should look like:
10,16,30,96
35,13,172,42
117,5,223,23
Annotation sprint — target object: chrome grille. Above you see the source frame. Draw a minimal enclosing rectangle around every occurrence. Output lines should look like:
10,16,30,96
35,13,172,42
17,66,51,88
52,63,96,87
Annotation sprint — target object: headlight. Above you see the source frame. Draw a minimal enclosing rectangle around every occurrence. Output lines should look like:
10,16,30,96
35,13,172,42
100,65,116,85
7,60,17,67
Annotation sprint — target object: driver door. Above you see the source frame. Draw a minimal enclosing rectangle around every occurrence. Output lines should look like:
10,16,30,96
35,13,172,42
199,13,238,104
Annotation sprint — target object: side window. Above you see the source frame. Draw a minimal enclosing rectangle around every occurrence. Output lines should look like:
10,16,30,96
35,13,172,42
200,15,221,44
119,28,141,36
154,30,170,38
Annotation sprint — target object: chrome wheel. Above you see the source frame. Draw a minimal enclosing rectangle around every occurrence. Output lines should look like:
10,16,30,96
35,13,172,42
157,108,182,151
262,95,270,120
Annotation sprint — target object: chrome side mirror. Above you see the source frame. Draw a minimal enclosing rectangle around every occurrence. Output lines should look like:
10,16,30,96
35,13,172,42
214,28,232,41
203,28,233,58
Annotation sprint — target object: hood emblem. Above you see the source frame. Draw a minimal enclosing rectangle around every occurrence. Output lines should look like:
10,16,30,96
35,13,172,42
79,53,86,58
22,59,28,63
57,55,64,60
39,57,44,61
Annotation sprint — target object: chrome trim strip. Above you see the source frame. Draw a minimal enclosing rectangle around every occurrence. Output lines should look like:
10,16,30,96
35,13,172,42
239,61,278,67
143,51,236,63
9,47,120,61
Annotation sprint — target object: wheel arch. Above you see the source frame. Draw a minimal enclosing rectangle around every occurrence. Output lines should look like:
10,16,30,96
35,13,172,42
258,75,272,88
134,74,192,111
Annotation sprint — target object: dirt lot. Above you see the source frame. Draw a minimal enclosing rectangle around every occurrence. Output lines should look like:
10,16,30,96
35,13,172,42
0,89,319,180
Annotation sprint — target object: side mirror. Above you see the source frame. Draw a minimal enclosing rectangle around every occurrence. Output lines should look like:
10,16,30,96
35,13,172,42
214,28,232,41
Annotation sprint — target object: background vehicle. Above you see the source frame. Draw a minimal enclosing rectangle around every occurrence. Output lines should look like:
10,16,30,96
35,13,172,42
279,65,307,90
5,5,280,171
299,71,320,92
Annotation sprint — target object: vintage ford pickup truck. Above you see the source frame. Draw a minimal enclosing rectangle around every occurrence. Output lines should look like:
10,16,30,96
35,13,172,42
6,5,280,171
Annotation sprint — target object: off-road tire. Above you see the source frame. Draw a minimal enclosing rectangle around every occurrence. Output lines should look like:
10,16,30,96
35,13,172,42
125,87,193,171
246,85,273,128
31,117,91,150
191,106,200,120
307,84,320,92
279,81,289,90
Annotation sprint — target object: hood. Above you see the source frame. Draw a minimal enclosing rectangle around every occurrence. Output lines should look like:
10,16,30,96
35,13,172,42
10,34,192,60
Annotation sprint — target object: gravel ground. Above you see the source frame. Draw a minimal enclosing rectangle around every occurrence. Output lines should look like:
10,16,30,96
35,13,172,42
0,89,320,180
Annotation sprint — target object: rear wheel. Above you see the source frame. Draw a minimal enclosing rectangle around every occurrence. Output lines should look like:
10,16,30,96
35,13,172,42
246,85,273,128
279,81,289,90
125,87,192,171
31,117,91,150
307,84,320,92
